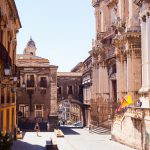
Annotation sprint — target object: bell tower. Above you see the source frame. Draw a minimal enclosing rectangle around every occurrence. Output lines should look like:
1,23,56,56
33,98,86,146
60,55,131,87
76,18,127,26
24,37,36,56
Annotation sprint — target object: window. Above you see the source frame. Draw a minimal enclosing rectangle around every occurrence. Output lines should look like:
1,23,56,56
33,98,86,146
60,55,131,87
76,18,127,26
27,75,35,87
19,105,29,117
35,111,42,117
35,104,43,118
57,86,62,95
0,30,3,43
7,88,10,103
1,88,4,104
68,86,73,95
0,111,3,130
36,105,42,110
40,77,47,88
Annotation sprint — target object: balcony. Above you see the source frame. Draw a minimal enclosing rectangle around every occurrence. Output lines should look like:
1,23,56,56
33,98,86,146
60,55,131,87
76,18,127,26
92,0,100,7
96,32,108,41
27,80,35,88
39,80,47,88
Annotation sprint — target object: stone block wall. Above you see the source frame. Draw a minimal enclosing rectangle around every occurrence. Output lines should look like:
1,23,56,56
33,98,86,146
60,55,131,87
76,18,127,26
111,108,150,150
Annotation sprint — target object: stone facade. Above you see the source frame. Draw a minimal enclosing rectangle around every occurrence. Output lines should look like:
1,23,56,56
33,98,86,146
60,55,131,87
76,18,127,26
0,0,21,135
57,72,83,125
89,0,150,149
16,38,58,129
82,56,92,127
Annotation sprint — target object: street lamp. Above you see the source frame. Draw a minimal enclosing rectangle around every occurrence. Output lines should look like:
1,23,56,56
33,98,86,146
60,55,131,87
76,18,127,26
22,81,26,88
4,63,11,76
13,74,18,82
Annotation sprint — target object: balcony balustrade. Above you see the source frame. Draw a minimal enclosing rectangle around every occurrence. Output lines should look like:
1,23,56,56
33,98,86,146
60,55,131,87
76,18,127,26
27,80,35,88
96,32,108,41
39,80,47,88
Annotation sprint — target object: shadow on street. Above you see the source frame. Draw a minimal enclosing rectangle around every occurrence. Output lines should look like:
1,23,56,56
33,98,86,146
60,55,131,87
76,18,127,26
12,140,45,150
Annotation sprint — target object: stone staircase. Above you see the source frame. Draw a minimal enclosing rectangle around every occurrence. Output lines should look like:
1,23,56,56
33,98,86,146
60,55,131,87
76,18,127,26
90,126,111,135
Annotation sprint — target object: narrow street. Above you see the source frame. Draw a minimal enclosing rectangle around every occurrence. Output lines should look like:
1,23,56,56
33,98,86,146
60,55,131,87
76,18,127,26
12,127,135,150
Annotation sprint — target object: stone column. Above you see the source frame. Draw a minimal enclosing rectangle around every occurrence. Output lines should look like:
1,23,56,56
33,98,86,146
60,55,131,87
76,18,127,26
49,66,58,130
95,7,101,33
127,54,132,93
147,15,150,87
140,18,147,91
116,60,121,100
128,1,140,29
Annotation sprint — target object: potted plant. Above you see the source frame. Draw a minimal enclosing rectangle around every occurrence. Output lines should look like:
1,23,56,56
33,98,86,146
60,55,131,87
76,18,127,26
0,132,13,150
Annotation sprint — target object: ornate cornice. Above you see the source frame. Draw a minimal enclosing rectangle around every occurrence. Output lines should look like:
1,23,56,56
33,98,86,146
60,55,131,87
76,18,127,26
113,31,141,45
92,0,100,7
104,0,118,8
114,31,141,60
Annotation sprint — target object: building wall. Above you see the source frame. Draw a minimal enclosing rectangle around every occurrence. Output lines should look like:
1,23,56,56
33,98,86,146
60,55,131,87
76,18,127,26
112,107,150,150
16,39,58,130
57,72,83,124
0,0,21,134
90,0,142,128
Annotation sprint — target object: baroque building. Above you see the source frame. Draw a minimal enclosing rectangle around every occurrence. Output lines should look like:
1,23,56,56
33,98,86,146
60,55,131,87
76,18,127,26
88,0,150,149
0,0,21,134
111,1,150,150
81,56,92,127
16,38,58,130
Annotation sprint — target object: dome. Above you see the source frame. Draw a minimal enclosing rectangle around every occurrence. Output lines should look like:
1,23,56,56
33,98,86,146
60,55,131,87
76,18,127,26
27,37,36,47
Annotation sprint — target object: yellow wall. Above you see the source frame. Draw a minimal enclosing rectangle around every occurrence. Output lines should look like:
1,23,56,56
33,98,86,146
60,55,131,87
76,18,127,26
0,105,16,133
0,0,21,135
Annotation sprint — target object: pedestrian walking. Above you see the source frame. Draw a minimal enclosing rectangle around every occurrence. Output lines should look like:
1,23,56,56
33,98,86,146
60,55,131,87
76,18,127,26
47,122,50,131
34,122,40,136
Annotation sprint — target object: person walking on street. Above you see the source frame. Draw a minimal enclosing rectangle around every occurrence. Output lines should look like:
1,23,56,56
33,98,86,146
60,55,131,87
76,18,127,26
34,122,40,136
47,122,50,131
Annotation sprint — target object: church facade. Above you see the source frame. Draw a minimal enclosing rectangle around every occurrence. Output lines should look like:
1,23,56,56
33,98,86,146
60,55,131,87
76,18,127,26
90,0,150,149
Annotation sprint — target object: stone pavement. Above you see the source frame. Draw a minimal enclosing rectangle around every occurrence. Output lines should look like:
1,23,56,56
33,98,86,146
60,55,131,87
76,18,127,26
12,127,135,150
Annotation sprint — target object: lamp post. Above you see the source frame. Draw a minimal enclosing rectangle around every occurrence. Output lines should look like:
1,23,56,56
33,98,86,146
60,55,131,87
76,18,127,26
4,63,11,76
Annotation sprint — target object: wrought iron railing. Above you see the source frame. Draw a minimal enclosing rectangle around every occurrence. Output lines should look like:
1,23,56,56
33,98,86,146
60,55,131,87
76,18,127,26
39,80,47,88
27,80,35,87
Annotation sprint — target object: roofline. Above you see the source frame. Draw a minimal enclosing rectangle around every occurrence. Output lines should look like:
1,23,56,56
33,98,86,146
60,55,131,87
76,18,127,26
83,55,92,63
57,72,82,77
70,62,83,72
10,0,22,28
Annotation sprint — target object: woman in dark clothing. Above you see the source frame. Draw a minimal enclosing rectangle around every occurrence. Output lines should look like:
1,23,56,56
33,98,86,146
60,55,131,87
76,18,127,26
34,123,40,136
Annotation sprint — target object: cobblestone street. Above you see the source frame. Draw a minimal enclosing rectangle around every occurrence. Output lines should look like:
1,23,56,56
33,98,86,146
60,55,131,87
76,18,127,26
12,127,135,150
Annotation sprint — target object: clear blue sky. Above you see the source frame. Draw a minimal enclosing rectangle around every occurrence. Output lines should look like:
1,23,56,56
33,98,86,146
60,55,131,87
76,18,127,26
15,0,95,71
